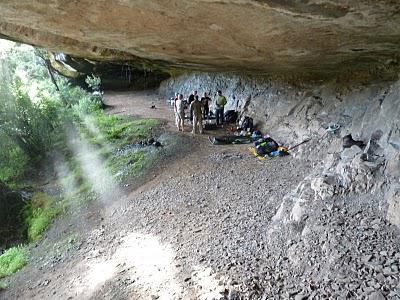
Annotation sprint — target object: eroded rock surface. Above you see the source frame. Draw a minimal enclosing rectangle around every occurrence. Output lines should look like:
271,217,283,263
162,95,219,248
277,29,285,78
0,1,400,76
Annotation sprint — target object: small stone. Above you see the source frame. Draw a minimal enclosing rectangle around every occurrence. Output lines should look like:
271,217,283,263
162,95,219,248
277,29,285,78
368,291,385,300
228,289,240,300
391,264,399,273
364,286,375,293
376,273,385,282
383,267,393,276
295,294,308,300
42,279,51,286
362,255,373,262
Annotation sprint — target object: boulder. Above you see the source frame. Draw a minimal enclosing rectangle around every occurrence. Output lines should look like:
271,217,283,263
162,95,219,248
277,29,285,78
386,186,400,227
340,145,362,162
310,174,339,200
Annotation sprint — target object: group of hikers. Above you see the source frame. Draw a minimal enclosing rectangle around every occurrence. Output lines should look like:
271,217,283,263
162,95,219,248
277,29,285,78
171,89,291,159
173,90,227,133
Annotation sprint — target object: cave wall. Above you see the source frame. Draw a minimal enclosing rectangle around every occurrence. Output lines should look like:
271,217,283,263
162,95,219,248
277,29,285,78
160,72,399,148
160,72,400,225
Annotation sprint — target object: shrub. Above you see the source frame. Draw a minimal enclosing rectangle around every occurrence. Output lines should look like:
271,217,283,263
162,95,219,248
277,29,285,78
72,96,101,118
0,77,54,160
59,82,92,107
85,74,101,91
0,133,29,183
0,246,27,278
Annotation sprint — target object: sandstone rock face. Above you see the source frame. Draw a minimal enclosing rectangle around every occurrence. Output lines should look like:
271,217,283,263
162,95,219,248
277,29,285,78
0,1,400,77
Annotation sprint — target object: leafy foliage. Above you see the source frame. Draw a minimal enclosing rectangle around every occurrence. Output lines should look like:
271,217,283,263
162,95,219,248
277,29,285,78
85,74,101,91
0,77,54,157
0,45,61,180
0,246,27,278
0,42,161,282
0,134,29,183
71,93,102,117
0,43,100,184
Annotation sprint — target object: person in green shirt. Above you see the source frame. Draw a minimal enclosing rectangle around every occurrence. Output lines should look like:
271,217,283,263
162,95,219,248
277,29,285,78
215,90,227,126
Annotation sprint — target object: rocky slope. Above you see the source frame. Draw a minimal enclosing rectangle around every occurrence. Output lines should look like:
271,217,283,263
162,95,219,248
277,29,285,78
0,1,400,77
159,71,400,297
161,71,400,228
1,90,399,299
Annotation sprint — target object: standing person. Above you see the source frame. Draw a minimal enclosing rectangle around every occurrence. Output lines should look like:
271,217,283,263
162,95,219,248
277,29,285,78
188,90,197,123
190,95,203,134
201,92,211,119
215,90,227,126
170,92,178,106
174,94,185,131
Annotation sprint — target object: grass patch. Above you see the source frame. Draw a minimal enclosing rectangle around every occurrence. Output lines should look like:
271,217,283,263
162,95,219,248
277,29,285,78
106,147,160,183
83,113,159,148
24,193,61,242
77,113,160,183
0,246,27,278
0,281,7,290
55,113,160,208
107,150,153,182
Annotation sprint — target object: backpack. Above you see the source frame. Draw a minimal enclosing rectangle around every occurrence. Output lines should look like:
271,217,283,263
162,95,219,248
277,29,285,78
241,117,254,131
224,110,238,123
255,137,279,156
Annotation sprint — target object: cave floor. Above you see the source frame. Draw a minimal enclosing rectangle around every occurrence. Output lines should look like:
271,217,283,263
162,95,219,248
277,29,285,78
1,91,399,300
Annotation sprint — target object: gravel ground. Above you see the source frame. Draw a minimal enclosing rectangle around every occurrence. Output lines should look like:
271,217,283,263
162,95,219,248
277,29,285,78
1,91,399,300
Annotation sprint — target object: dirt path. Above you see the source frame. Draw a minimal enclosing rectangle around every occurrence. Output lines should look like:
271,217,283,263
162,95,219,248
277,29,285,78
1,90,311,300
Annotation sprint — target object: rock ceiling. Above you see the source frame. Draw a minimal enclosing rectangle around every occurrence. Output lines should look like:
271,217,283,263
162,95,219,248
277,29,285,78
0,0,399,77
